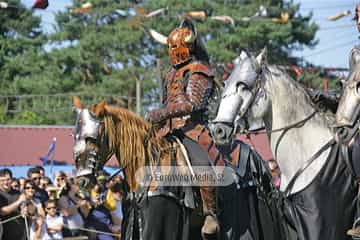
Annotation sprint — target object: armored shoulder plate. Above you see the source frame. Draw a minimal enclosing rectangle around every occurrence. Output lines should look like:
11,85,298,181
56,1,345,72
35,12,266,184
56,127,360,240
187,61,214,78
166,61,214,80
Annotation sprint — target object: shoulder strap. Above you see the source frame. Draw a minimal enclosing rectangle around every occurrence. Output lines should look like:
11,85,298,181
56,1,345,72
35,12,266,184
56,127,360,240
237,142,250,177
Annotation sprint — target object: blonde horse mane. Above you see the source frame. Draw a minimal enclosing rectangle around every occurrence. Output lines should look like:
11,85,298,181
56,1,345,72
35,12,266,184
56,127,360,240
98,105,172,189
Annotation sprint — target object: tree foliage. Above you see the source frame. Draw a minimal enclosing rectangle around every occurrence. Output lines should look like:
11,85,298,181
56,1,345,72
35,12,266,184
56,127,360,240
0,0,321,125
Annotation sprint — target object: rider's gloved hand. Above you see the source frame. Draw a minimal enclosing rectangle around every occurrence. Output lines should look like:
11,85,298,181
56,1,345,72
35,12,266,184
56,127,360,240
145,109,167,124
310,89,326,103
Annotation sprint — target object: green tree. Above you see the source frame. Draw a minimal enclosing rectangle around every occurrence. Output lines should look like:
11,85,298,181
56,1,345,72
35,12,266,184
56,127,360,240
1,0,319,125
142,0,317,64
0,0,51,123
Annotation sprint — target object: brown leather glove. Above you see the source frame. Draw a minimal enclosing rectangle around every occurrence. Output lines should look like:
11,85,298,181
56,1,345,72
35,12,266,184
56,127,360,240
145,109,167,124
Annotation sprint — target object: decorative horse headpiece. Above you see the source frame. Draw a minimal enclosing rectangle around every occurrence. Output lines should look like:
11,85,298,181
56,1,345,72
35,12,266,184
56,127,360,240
73,106,101,177
210,49,267,145
336,52,360,128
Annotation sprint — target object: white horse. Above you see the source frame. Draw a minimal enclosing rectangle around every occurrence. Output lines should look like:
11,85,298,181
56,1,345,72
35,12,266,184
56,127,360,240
209,49,358,240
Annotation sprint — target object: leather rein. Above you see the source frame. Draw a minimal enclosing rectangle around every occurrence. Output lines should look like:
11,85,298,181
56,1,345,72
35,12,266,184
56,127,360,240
238,69,336,196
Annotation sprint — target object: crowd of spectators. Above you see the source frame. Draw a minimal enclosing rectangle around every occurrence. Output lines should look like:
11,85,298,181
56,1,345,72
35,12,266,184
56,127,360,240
0,166,125,240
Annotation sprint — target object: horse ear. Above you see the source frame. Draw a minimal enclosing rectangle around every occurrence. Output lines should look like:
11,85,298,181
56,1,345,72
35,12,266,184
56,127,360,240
256,47,267,66
72,96,83,109
93,100,106,117
233,51,249,65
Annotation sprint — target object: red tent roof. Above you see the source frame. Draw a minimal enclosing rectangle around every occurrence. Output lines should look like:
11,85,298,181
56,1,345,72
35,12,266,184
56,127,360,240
0,125,273,166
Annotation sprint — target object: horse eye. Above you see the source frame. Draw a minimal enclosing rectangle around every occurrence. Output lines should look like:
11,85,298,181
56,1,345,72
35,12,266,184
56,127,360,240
356,82,360,95
236,82,248,90
85,137,96,144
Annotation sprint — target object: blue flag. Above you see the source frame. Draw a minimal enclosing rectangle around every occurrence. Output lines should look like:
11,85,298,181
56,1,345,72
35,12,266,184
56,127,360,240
40,137,57,165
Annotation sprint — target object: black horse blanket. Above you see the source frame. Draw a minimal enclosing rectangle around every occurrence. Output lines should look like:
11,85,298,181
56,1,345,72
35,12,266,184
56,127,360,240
218,140,285,240
283,141,358,240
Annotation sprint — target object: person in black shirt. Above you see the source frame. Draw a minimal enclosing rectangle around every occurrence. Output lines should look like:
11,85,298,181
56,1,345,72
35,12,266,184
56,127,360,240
0,168,27,240
27,167,48,203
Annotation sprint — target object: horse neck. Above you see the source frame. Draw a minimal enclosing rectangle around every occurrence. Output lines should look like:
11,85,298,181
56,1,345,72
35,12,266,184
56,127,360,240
263,67,333,181
103,109,171,192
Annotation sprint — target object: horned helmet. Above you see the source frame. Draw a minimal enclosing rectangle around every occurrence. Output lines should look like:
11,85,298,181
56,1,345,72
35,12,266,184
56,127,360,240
167,19,204,66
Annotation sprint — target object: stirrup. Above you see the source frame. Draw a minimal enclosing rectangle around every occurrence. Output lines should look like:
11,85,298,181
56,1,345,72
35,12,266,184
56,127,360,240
348,217,360,240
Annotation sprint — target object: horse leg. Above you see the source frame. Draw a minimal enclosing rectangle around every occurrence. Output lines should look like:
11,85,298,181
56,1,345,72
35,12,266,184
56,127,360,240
218,183,258,240
140,196,186,240
181,136,220,239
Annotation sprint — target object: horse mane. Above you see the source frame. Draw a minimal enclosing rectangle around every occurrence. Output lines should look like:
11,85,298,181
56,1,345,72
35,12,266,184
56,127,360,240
100,105,170,181
263,64,335,125
264,65,314,104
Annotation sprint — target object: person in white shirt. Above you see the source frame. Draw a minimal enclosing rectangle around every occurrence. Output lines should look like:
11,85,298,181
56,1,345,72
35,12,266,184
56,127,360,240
29,213,46,240
44,199,64,239
58,178,89,237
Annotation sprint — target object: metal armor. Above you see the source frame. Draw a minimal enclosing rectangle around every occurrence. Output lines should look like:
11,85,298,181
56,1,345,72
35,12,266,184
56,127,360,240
73,108,100,175
147,61,214,133
335,45,360,127
349,45,360,72
336,70,360,127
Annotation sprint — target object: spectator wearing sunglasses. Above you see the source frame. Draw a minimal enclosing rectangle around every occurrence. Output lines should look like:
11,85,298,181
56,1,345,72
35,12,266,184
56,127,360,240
27,168,48,204
22,180,45,217
22,181,46,240
44,199,64,239
54,171,67,189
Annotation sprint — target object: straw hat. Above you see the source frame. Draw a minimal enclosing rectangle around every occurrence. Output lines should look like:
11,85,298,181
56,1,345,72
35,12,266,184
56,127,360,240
46,185,60,192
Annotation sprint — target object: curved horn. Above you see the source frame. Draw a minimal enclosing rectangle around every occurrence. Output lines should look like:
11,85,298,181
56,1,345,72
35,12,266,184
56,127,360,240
148,28,168,44
184,31,196,44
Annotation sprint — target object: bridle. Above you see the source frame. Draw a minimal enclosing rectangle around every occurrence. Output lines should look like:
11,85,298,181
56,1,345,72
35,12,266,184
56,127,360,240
234,66,319,159
88,121,116,177
73,109,114,177
233,66,339,196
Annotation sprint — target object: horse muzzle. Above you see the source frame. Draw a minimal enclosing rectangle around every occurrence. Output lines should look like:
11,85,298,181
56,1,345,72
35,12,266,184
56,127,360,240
209,122,234,146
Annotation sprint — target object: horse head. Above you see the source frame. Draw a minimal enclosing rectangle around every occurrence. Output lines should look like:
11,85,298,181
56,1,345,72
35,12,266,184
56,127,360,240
72,96,112,190
210,49,269,146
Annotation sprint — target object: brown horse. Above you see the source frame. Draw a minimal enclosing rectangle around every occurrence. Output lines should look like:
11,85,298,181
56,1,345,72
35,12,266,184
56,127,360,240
72,96,198,240
72,96,281,240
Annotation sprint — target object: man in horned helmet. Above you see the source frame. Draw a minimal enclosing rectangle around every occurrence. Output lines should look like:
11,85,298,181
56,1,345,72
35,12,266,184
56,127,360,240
146,19,220,239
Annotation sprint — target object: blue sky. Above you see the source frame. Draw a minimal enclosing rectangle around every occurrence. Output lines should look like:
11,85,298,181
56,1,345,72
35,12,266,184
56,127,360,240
22,0,359,68
293,0,359,68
